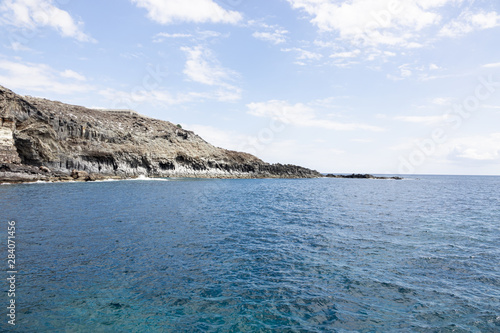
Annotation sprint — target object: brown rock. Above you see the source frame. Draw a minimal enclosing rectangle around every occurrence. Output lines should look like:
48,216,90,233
71,169,89,180
86,174,102,181
0,85,321,180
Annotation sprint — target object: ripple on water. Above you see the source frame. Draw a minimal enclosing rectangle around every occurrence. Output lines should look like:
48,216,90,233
0,176,499,331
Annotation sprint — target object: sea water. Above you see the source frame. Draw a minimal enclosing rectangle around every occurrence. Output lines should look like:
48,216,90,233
0,176,499,332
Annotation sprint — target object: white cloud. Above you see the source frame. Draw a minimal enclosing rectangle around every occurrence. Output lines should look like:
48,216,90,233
153,30,225,43
393,132,500,174
455,148,498,161
432,97,451,105
153,32,192,42
399,64,412,77
197,30,224,39
281,47,323,65
482,62,500,68
330,49,361,58
249,20,289,45
352,138,373,143
313,40,337,48
406,42,424,48
281,47,322,60
446,134,500,161
131,0,242,25
247,100,384,132
0,58,94,94
252,29,288,45
394,114,450,125
439,10,500,37
286,0,452,47
7,41,32,51
100,84,243,109
180,45,241,101
483,105,500,110
182,46,229,85
429,63,441,70
287,0,499,50
180,46,241,101
0,0,94,42
387,62,446,81
120,51,146,60
60,69,86,81
419,73,463,81
98,88,200,109
156,32,192,38
387,63,414,80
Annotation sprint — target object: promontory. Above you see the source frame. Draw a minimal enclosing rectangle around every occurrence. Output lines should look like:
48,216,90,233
0,85,321,183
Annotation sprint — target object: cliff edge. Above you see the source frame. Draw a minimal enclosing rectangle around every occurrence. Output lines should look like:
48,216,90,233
0,85,320,182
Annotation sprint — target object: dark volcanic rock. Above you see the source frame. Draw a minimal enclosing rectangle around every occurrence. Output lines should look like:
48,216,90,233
0,85,321,182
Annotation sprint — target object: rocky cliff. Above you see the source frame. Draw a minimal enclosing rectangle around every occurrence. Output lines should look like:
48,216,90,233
0,85,320,182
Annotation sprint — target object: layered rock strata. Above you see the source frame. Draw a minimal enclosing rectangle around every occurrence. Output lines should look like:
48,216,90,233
0,85,321,183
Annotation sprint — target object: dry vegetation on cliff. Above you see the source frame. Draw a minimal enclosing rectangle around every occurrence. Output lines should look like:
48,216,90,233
0,85,320,182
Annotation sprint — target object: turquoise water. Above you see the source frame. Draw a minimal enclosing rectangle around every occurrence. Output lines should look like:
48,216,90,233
0,176,499,332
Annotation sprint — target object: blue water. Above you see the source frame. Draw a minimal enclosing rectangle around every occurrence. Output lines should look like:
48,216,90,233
0,176,499,332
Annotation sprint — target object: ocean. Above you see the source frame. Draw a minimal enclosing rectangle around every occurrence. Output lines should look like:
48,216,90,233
0,175,499,332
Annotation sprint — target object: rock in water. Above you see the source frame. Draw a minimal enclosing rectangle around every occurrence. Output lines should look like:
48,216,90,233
0,85,321,182
70,169,89,180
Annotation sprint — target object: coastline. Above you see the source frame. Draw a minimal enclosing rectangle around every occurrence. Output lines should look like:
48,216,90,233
0,162,322,184
1,85,321,181
1,163,405,184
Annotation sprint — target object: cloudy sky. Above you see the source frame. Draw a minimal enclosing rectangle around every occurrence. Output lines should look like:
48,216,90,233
1,0,500,175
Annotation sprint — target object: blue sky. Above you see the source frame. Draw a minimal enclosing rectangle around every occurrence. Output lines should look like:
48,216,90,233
1,0,500,175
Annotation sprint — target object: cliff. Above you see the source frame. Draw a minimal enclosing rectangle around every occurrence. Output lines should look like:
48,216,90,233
0,85,321,182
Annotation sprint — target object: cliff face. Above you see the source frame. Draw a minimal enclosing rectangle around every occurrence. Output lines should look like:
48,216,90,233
0,85,320,182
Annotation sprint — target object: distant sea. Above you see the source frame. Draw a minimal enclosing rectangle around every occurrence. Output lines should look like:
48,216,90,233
1,175,499,332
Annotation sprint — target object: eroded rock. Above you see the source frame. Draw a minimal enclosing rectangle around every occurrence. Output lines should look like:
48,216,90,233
0,85,321,182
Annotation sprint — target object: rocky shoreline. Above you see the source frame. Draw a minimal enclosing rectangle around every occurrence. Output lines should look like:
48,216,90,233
0,163,123,184
0,85,405,184
0,167,405,184
0,162,322,184
1,85,321,183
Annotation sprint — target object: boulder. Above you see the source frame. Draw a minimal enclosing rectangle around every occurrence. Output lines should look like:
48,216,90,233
71,169,89,180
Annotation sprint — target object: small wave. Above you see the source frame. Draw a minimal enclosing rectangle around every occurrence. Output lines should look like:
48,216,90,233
30,180,80,185
93,178,120,183
0,180,73,185
1,176,170,185
130,175,169,182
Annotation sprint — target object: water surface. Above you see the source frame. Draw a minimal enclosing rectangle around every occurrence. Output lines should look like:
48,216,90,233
0,176,499,332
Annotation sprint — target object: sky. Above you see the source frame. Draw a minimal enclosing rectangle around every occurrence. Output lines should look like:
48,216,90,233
0,0,499,175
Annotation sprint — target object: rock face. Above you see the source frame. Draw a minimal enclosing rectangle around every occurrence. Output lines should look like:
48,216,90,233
0,85,321,182
0,118,21,164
